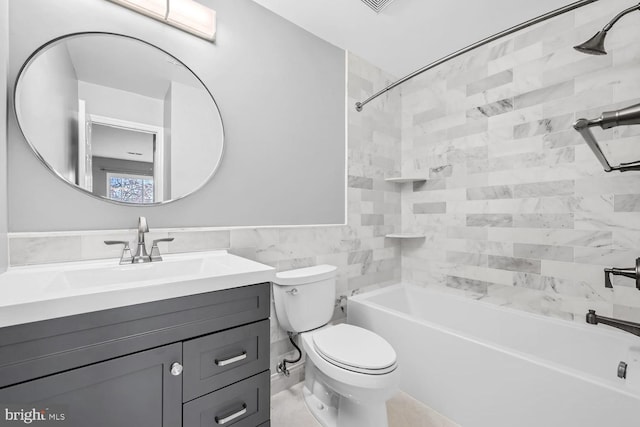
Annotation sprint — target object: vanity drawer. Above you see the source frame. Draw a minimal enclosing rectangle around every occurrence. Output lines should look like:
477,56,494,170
183,371,270,427
183,320,269,401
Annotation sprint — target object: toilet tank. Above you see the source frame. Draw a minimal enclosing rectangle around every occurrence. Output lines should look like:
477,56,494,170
272,265,337,333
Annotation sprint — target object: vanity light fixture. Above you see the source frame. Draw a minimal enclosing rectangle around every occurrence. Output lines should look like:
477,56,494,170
108,0,216,41
109,0,167,20
167,0,216,41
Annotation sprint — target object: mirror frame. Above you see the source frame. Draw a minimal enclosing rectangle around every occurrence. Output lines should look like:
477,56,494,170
14,31,225,206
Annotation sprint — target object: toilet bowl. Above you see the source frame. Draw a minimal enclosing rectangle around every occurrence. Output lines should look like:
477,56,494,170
272,265,399,427
300,324,399,427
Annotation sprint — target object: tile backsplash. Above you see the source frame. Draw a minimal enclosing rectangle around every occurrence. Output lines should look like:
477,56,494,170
400,0,640,322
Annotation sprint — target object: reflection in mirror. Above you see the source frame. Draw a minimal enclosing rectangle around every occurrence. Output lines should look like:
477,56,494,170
92,123,156,204
15,33,224,205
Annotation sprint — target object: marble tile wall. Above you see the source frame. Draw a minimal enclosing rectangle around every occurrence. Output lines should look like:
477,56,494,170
400,0,640,323
6,52,402,390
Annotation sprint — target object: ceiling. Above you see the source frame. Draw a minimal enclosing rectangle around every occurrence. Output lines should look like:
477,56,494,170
252,0,576,77
65,34,201,99
92,124,155,163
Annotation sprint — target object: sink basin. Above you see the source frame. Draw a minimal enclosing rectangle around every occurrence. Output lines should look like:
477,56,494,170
0,251,275,328
53,258,205,290
58,256,210,290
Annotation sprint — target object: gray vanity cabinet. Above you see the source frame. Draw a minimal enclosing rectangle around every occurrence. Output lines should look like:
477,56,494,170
0,343,183,427
0,283,271,427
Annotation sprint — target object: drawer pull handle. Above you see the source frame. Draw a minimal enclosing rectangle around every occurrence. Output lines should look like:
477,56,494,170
215,403,247,425
215,351,247,367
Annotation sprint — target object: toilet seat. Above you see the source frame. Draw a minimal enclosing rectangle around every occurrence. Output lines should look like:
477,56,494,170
312,324,397,375
300,326,400,403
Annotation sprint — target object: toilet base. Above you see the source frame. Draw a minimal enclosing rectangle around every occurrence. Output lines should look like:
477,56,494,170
303,362,390,427
303,384,337,427
337,396,389,427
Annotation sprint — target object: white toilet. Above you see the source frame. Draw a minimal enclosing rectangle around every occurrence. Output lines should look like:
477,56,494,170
272,265,399,427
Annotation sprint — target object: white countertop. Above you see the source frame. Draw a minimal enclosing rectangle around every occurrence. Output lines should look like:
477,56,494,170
0,250,275,328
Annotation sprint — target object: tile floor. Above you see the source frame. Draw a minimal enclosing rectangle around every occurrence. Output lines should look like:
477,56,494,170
271,382,460,427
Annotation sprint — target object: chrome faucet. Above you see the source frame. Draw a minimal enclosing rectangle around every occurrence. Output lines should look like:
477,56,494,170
104,217,174,264
133,216,150,263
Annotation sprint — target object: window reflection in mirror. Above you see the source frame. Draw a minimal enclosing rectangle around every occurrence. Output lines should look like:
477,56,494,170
15,33,224,205
91,124,156,203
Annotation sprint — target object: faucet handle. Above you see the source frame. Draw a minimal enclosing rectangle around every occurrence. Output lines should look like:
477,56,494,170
104,240,128,245
604,257,640,290
604,268,614,288
152,237,174,246
150,238,174,262
104,240,133,265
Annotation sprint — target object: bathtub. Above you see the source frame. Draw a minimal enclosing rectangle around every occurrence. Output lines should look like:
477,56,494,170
348,283,640,427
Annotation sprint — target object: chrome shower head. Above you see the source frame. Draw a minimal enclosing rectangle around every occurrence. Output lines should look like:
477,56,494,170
573,30,608,55
574,2,640,56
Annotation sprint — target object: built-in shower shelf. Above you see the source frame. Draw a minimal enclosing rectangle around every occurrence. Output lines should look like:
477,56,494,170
384,177,427,184
385,233,425,239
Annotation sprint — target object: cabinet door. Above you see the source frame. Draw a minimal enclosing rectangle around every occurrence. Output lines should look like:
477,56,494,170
0,343,182,427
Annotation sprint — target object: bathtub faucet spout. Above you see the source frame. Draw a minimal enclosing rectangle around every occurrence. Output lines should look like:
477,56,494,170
586,310,640,338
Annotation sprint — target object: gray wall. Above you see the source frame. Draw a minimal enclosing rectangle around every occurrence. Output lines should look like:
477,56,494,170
17,42,78,182
78,81,165,127
7,0,345,231
168,81,223,199
0,0,8,272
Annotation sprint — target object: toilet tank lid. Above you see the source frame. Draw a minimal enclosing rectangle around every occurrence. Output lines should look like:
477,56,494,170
274,265,337,286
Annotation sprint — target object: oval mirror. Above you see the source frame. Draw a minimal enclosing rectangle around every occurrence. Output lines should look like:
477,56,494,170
15,33,224,205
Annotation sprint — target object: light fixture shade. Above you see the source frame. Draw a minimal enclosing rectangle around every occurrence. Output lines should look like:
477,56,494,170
108,0,167,20
167,0,217,41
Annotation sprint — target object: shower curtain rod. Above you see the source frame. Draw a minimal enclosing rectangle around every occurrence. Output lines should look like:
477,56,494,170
354,0,598,112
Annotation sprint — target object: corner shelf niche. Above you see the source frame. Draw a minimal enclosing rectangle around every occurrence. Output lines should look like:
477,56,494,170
384,177,427,184
385,233,425,239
